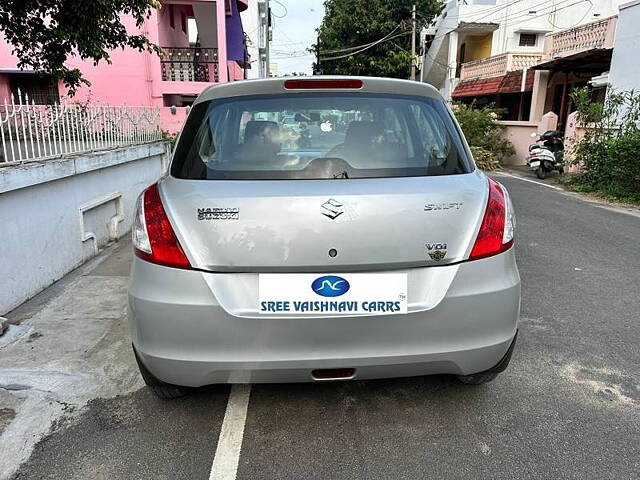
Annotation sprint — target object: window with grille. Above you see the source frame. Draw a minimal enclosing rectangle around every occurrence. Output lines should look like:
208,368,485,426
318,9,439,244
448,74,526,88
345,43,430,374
519,33,537,47
9,74,60,105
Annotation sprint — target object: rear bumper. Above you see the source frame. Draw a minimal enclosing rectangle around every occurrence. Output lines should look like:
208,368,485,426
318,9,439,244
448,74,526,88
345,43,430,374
128,250,520,387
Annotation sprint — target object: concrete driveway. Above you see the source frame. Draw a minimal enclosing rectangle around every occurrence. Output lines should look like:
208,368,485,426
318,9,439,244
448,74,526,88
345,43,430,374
2,174,639,480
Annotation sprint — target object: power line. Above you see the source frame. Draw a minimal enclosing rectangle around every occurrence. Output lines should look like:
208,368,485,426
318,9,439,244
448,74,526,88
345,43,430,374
315,2,517,63
458,0,524,20
270,0,288,19
503,0,593,29
419,0,526,30
426,0,524,33
424,49,455,72
271,50,311,56
319,23,403,55
271,41,307,47
493,0,583,26
316,13,418,63
320,30,411,61
272,54,313,59
309,0,594,68
425,0,585,46
428,0,574,38
461,0,527,24
547,0,593,29
426,0,592,50
474,0,579,34
421,0,595,79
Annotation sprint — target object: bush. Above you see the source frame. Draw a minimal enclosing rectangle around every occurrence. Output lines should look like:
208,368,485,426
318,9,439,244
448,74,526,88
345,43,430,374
161,130,178,150
469,146,501,171
569,87,640,204
452,102,515,166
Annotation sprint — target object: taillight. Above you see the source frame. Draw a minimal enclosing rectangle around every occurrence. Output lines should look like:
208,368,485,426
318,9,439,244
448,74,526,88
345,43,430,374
468,178,515,261
132,183,192,269
283,79,363,90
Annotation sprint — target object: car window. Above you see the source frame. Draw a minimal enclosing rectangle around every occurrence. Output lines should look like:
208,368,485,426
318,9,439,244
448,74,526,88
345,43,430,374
172,94,472,180
409,103,451,166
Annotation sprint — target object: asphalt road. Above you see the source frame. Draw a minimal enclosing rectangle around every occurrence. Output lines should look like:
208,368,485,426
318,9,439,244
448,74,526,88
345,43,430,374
11,174,640,480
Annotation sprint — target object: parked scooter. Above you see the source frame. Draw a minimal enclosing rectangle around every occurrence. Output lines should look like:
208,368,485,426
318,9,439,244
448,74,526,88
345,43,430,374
526,130,564,179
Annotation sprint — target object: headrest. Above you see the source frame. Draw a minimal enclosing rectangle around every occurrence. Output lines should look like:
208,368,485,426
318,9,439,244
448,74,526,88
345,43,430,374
344,121,383,145
244,121,280,142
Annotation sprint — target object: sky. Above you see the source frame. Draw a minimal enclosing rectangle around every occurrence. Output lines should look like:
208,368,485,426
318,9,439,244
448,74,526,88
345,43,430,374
268,0,326,76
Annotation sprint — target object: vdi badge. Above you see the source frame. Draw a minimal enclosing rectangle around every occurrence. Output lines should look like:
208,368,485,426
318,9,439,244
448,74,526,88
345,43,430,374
311,275,350,297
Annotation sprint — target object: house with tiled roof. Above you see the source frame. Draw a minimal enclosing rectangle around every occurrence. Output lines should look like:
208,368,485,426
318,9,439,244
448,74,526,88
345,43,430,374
421,0,621,122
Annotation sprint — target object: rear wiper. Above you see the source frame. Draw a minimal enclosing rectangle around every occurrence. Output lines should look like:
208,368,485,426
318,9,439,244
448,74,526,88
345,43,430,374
333,170,349,179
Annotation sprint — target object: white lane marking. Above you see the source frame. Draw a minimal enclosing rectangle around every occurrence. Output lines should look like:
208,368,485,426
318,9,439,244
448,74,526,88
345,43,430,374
496,171,640,217
494,172,563,190
209,384,251,480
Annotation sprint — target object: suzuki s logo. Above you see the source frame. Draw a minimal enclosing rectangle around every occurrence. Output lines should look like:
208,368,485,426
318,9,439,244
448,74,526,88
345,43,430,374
321,198,344,219
311,275,350,297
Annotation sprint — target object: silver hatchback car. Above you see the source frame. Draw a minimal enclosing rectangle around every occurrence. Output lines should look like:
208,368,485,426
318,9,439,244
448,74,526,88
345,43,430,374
128,77,520,398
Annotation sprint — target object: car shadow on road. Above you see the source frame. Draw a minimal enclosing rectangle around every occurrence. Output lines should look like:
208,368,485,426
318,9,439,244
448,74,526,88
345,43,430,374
246,373,497,404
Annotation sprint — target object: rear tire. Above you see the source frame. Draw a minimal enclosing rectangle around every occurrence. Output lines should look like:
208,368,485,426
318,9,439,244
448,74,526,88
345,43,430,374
148,383,190,399
536,167,547,179
133,345,189,399
456,372,499,385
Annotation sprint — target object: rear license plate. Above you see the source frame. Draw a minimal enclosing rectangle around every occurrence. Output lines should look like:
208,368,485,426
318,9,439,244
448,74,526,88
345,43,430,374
529,160,540,168
259,273,408,315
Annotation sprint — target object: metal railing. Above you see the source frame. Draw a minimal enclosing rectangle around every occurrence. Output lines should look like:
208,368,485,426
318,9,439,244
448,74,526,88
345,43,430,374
459,52,544,80
0,92,161,166
548,15,617,58
160,47,219,82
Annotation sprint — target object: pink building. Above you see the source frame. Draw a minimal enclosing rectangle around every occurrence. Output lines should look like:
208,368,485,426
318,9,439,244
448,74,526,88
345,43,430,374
0,0,249,131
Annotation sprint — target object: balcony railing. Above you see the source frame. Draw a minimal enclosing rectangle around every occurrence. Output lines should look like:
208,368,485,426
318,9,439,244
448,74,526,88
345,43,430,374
160,47,219,82
547,15,617,58
459,52,545,81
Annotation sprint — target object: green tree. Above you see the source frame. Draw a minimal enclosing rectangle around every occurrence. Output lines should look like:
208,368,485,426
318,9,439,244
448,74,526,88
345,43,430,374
315,0,443,78
0,0,160,95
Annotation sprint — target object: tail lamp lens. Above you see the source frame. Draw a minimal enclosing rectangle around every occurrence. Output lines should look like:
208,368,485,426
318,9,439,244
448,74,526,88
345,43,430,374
469,178,515,261
132,183,192,270
283,79,363,89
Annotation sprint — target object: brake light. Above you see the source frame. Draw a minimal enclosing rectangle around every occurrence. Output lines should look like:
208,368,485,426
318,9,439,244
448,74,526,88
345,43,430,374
468,178,515,261
284,79,363,90
132,183,192,269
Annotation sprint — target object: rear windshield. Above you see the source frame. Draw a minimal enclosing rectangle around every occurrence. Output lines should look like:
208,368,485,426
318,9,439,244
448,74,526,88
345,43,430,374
171,93,472,180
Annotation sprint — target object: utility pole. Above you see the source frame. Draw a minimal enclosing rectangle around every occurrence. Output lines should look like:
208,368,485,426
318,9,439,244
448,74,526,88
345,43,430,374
410,4,417,81
315,35,321,75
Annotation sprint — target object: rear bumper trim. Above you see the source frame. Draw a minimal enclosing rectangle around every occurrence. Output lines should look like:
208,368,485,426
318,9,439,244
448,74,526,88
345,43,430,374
135,336,516,387
479,330,518,375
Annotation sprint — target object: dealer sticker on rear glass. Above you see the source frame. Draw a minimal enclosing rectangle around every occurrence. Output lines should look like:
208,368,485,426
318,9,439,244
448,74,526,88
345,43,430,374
259,273,407,316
